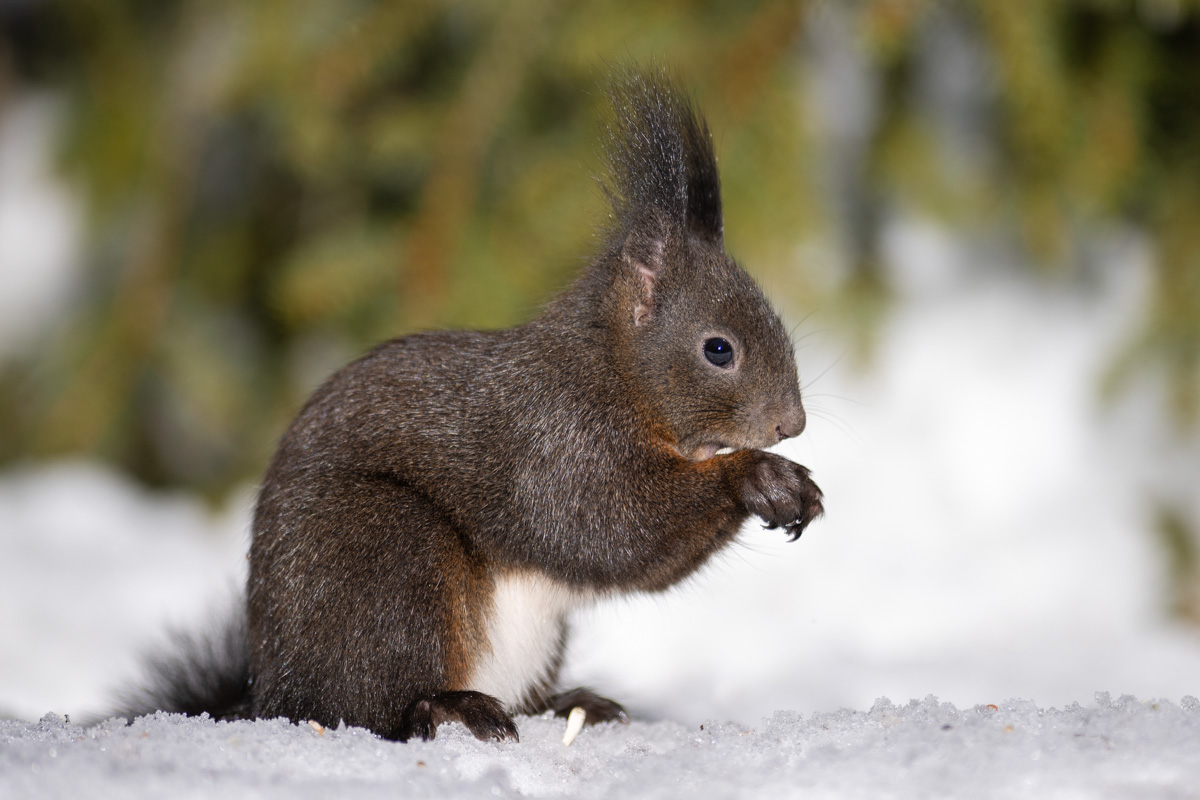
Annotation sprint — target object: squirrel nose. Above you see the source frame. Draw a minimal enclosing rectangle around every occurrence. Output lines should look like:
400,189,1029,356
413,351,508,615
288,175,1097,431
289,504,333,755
775,405,807,441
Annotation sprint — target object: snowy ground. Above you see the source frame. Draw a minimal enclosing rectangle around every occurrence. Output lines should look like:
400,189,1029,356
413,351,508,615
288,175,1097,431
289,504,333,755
5,695,1200,799
3,96,1200,796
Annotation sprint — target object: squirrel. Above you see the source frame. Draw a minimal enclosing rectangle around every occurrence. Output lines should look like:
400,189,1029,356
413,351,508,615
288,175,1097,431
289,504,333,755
111,67,823,743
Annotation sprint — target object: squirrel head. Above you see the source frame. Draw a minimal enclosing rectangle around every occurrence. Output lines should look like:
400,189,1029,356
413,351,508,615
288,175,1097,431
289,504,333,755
598,68,806,461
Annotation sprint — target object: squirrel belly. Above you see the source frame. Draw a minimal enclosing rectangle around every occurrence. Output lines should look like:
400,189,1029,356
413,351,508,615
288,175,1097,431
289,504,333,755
465,572,596,711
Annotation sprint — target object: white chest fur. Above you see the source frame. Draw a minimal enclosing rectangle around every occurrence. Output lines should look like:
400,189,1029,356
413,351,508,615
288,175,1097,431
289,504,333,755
466,572,591,710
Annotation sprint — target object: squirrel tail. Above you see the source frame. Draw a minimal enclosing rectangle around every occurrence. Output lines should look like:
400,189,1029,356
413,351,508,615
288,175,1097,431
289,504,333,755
100,609,252,725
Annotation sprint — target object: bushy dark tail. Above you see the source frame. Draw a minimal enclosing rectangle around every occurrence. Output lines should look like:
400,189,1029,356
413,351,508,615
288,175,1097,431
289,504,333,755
102,610,251,724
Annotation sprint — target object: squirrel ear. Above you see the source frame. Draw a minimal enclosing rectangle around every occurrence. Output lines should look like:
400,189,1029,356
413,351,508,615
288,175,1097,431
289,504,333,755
625,253,659,327
621,223,669,327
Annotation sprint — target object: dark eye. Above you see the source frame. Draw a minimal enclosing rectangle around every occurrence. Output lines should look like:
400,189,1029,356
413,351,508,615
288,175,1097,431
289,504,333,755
703,337,734,368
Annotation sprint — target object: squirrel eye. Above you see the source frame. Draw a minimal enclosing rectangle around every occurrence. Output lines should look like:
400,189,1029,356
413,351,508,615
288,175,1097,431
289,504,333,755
703,337,734,368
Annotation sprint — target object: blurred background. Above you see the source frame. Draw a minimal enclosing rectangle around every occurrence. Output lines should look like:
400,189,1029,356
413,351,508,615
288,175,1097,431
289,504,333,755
1,0,1199,723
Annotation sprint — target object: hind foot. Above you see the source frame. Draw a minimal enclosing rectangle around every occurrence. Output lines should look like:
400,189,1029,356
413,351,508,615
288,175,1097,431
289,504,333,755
399,690,519,742
547,687,630,725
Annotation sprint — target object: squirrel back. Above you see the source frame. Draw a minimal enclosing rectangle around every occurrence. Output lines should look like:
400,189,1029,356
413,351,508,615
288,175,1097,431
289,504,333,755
113,67,823,743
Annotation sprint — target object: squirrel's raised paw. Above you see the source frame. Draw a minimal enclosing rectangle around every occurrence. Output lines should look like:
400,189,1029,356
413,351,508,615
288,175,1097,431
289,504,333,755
738,453,824,540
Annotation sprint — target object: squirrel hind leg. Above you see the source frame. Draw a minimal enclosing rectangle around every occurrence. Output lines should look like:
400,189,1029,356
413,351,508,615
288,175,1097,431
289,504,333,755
396,690,519,743
546,687,630,726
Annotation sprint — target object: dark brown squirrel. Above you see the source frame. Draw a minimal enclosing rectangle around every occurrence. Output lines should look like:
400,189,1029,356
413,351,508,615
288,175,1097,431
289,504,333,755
112,67,823,743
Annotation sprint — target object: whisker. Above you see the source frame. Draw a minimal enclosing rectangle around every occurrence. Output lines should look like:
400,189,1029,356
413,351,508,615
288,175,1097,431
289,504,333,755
807,408,863,448
787,312,818,344
800,350,848,392
804,391,868,410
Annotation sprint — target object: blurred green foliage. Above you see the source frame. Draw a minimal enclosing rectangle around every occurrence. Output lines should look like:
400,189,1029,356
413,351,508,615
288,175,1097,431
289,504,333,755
0,0,1198,499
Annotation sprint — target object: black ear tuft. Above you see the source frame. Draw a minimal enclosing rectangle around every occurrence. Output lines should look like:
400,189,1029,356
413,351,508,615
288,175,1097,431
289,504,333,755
601,65,724,247
679,99,723,246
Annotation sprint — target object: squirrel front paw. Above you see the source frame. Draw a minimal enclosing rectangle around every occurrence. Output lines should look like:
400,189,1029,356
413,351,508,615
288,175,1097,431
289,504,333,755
738,452,824,541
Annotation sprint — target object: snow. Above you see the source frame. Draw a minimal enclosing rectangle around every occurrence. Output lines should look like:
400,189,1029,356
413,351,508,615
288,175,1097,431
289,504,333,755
4,697,1199,798
0,463,251,721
